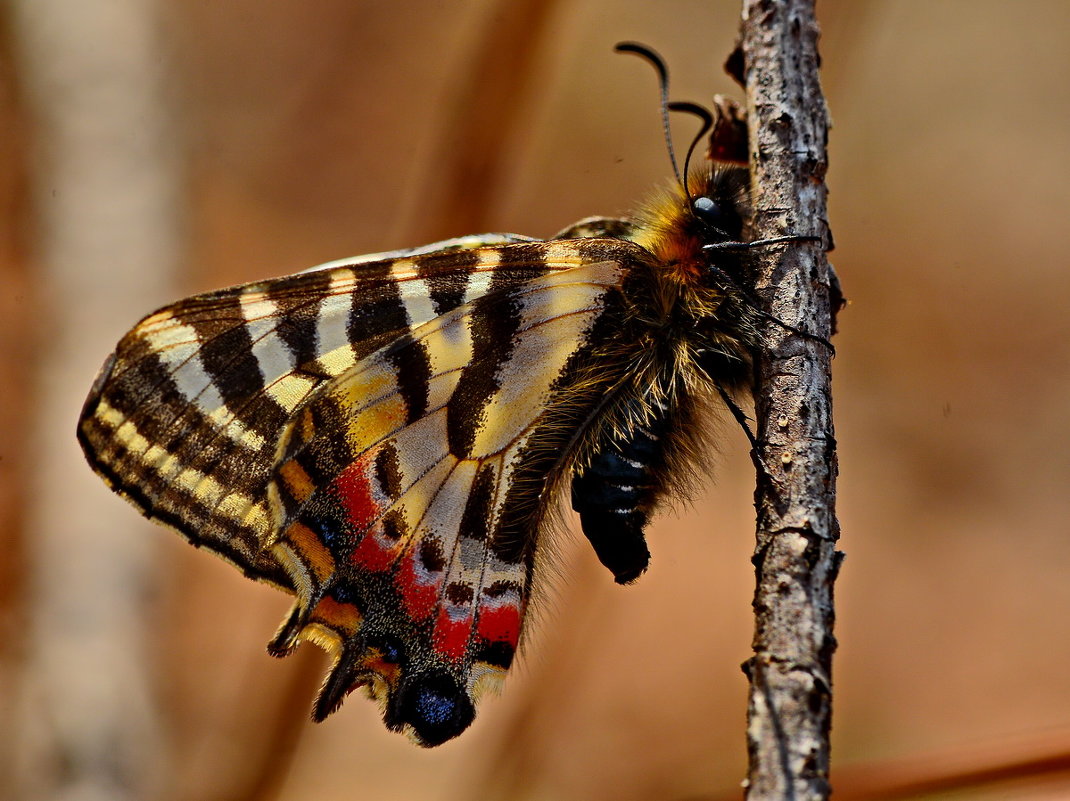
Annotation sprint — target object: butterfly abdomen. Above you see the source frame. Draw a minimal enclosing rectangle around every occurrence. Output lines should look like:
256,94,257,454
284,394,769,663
570,396,670,583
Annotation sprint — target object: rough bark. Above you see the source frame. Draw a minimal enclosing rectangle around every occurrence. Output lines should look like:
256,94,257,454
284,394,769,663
735,2,841,800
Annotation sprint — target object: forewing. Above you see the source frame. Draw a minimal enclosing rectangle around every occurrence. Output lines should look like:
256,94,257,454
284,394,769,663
77,236,542,587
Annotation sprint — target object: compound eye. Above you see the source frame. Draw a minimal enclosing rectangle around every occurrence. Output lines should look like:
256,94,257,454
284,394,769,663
692,196,725,227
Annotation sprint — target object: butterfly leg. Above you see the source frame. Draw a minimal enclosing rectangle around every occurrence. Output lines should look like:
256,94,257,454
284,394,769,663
712,383,783,486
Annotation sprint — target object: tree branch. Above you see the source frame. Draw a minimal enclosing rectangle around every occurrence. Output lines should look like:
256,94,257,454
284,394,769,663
734,2,841,799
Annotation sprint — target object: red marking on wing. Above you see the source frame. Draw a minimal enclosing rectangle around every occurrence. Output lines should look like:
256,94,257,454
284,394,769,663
395,548,439,621
333,453,397,572
335,457,380,532
476,603,521,648
350,528,394,571
433,608,473,662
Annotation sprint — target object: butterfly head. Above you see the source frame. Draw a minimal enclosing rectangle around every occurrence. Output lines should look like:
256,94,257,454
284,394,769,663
691,194,742,243
632,164,751,283
614,42,755,283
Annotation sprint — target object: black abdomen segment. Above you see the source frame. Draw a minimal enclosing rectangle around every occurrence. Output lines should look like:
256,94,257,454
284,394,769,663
570,404,670,584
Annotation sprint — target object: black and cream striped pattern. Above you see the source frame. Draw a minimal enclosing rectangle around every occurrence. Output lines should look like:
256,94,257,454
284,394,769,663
79,237,580,576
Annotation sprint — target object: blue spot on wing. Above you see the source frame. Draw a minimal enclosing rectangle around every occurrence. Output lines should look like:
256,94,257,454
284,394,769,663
415,686,457,726
390,669,475,747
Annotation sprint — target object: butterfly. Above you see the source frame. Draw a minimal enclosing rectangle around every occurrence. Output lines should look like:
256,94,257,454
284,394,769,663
77,44,809,746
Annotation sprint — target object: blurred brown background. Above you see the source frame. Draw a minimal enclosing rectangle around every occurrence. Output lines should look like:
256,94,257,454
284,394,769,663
2,1,1069,800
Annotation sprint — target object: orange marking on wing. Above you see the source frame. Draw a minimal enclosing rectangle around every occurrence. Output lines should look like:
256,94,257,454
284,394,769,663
360,648,402,685
278,460,315,503
311,596,363,636
282,521,335,582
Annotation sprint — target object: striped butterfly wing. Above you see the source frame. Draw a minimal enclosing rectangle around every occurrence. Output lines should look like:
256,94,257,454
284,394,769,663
78,235,535,588
79,235,642,745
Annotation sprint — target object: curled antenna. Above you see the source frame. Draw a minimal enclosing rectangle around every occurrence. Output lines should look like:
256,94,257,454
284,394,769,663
667,100,713,197
614,42,683,188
